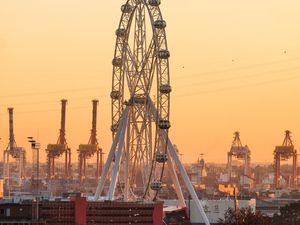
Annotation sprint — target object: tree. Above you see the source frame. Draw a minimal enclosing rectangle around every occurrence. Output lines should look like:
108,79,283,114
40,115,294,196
164,208,192,225
272,201,300,225
218,208,272,225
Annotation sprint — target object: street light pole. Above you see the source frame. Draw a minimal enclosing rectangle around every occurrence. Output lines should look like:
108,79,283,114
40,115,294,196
28,137,40,221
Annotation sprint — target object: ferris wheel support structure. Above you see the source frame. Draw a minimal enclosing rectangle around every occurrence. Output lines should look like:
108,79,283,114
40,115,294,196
94,1,210,224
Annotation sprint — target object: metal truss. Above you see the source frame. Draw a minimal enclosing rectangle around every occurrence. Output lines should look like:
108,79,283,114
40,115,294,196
95,1,210,225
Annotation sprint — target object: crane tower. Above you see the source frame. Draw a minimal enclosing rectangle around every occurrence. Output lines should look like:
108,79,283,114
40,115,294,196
274,130,297,189
3,108,26,190
78,100,103,183
46,99,71,179
227,131,251,189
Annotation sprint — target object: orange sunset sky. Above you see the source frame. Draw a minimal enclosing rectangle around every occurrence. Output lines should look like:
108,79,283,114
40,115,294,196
0,0,300,164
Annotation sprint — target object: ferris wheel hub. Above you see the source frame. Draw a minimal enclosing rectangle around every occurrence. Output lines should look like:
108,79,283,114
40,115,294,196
128,96,147,105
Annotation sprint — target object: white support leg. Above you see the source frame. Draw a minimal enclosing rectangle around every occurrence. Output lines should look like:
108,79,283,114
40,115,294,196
124,111,131,201
167,141,210,225
94,107,129,200
148,99,210,225
166,151,186,208
108,108,129,200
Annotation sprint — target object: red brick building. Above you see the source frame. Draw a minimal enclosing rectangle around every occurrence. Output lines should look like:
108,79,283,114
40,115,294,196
0,198,163,225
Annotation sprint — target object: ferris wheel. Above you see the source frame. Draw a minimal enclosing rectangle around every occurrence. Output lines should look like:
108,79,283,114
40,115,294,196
95,1,210,224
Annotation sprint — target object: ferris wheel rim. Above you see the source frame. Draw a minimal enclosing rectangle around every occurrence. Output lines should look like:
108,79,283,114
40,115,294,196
111,0,170,123
110,0,171,199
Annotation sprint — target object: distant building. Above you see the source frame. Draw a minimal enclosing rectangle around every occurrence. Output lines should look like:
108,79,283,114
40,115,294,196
165,199,256,225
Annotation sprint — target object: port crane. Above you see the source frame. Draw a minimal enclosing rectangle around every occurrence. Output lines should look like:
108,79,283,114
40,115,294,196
3,108,26,190
46,99,71,179
78,100,103,183
227,131,252,189
274,130,297,189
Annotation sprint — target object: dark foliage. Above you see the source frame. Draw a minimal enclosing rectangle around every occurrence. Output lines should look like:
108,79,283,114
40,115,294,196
273,201,300,225
218,208,272,225
164,209,192,225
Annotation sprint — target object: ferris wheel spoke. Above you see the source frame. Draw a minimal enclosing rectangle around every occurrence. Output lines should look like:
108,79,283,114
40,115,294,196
141,38,156,70
133,4,147,64
124,43,138,70
131,38,156,95
102,1,211,222
123,43,139,95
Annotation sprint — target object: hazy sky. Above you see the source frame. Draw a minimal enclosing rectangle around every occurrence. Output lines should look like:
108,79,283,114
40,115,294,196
0,0,300,164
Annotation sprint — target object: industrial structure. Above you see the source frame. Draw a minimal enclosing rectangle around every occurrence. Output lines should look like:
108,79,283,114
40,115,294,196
46,99,71,179
3,108,26,190
94,0,210,224
227,131,251,189
189,154,207,186
28,137,41,194
274,130,297,189
78,100,103,183
0,197,163,225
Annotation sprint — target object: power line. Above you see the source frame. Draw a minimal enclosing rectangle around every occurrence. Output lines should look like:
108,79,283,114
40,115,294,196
175,65,300,89
175,73,300,98
173,56,300,80
1,56,300,102
0,103,111,115
0,86,106,98
0,95,108,107
2,73,299,115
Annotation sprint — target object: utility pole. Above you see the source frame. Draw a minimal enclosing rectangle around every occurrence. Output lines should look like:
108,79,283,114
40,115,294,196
28,137,40,221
